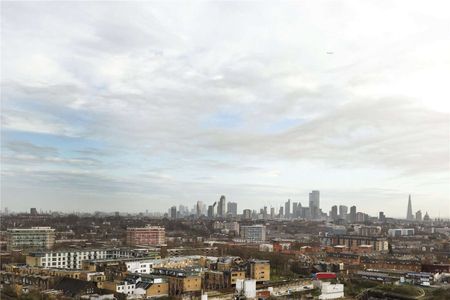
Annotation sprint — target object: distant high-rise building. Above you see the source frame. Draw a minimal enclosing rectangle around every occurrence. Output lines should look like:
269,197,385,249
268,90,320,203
263,206,268,219
279,206,284,218
270,207,275,219
309,190,320,219
218,195,226,217
207,202,217,218
406,195,414,220
243,209,252,220
292,202,298,218
178,205,189,217
356,212,367,222
415,210,422,221
339,205,348,219
285,199,291,218
170,206,177,219
379,211,386,222
227,201,237,217
30,208,38,215
196,201,203,217
330,205,338,220
349,206,357,222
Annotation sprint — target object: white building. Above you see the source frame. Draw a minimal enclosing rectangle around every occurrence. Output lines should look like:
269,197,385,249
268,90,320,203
388,228,415,237
116,280,138,295
240,225,266,242
319,282,344,299
259,244,274,252
236,279,256,298
27,249,108,269
126,260,154,274
27,248,153,269
126,256,202,274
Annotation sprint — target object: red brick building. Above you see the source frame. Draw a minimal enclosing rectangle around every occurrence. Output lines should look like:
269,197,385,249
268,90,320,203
126,226,166,246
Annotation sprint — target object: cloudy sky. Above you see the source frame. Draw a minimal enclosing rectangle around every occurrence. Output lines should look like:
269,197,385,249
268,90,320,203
1,1,449,217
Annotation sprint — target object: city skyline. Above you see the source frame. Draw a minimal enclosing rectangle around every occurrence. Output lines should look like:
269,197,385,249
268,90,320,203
2,193,439,221
2,1,449,217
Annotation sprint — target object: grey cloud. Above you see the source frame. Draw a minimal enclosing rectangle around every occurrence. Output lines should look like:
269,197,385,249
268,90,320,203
1,1,449,215
200,98,449,173
4,141,58,157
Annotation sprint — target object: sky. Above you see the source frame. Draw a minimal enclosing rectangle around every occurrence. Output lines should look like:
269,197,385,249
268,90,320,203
1,1,449,217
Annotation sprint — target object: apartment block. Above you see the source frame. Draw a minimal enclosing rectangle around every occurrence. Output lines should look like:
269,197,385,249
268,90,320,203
126,226,166,246
240,225,266,242
7,227,55,251
247,259,270,282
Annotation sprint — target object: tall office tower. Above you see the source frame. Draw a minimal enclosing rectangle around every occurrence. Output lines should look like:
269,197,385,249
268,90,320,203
292,202,298,218
170,206,177,219
196,201,203,217
279,206,284,218
285,199,291,218
339,205,348,219
309,190,320,219
415,210,422,221
263,206,268,219
30,208,38,215
178,205,189,217
218,195,226,217
207,202,216,218
379,211,386,222
227,202,238,217
330,205,338,220
270,207,275,219
243,209,252,220
406,195,414,220
349,205,357,222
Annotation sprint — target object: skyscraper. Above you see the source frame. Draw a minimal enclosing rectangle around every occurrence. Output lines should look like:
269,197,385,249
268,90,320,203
379,211,386,222
218,195,226,217
196,201,203,217
330,205,338,220
285,199,291,219
208,202,217,218
227,201,237,217
309,190,320,219
349,205,357,222
406,195,414,220
292,202,298,218
339,205,348,219
170,206,177,219
243,209,252,220
415,210,422,221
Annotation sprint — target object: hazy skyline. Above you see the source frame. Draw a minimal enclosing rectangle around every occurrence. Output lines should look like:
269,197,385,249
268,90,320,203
1,1,449,217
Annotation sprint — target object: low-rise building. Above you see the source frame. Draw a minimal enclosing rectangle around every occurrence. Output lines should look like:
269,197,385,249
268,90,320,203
26,248,158,269
322,235,389,252
152,267,202,297
204,269,246,290
388,228,415,237
247,259,270,282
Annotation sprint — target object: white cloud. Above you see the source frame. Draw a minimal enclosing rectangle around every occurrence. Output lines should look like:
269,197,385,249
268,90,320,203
1,1,449,216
